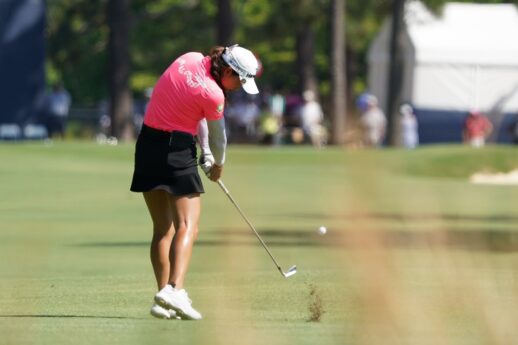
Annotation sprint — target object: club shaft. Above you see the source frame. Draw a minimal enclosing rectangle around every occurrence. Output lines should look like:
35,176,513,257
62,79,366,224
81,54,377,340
217,180,284,274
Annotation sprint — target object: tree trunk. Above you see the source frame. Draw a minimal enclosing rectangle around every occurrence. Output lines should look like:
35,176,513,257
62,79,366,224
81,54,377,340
217,0,235,46
107,0,133,140
385,0,405,146
330,0,346,145
296,25,318,96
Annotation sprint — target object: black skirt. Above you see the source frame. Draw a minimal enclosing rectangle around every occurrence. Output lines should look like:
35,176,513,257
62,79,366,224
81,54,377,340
130,124,204,195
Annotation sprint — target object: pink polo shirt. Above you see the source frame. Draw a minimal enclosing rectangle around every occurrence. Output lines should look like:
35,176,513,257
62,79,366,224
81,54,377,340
143,52,225,135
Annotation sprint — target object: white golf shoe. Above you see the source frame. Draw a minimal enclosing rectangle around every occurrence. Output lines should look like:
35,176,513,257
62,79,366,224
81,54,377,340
150,303,180,320
154,285,202,320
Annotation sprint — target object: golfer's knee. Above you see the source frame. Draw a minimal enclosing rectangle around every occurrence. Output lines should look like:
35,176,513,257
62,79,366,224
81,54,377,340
152,231,171,244
152,223,174,240
177,220,198,240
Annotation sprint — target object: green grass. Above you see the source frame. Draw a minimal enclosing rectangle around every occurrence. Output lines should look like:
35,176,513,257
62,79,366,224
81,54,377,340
1,142,518,345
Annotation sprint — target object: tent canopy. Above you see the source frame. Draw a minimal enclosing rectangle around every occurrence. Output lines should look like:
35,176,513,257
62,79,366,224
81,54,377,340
408,2,518,66
368,1,518,114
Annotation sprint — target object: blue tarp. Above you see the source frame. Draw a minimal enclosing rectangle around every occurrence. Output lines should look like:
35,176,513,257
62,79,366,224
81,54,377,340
0,0,46,125
415,109,516,144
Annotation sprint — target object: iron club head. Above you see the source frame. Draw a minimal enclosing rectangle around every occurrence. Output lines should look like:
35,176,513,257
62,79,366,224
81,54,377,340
282,265,297,278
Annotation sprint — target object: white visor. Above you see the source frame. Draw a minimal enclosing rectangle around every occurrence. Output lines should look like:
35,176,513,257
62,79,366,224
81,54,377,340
222,45,260,95
241,77,259,94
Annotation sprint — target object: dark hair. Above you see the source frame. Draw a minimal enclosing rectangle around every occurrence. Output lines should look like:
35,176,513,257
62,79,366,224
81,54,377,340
209,46,234,96
209,47,225,85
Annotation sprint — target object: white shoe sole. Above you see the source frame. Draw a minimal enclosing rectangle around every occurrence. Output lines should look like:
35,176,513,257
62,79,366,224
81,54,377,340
154,295,201,320
150,304,180,320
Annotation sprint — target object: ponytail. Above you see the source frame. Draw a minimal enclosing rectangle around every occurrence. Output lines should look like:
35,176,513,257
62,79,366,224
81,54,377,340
209,46,227,96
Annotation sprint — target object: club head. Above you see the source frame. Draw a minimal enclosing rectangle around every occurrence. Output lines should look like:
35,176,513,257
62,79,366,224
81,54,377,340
282,265,297,278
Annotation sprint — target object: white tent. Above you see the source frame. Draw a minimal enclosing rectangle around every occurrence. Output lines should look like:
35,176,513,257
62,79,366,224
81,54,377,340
368,1,518,142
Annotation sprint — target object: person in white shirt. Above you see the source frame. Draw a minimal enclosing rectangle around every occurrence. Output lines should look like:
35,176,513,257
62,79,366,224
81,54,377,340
301,90,326,147
360,95,386,147
399,103,419,149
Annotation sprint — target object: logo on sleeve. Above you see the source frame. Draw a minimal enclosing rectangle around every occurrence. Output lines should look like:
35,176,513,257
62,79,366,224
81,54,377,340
217,103,224,113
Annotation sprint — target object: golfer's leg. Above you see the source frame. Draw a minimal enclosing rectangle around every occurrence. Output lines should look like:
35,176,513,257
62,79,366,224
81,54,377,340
144,190,175,290
169,194,201,289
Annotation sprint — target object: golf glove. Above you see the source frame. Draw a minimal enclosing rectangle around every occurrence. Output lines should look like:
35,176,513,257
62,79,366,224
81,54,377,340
199,153,215,176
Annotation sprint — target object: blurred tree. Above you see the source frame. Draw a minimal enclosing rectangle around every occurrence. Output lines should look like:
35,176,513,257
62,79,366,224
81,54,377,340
217,0,235,46
107,0,133,140
294,0,321,95
130,0,215,90
46,0,109,103
330,0,346,145
236,0,299,92
296,25,317,95
385,0,405,146
45,0,517,143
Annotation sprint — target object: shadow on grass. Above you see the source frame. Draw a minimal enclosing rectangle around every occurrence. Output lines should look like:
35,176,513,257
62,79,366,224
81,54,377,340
75,227,518,253
0,314,143,320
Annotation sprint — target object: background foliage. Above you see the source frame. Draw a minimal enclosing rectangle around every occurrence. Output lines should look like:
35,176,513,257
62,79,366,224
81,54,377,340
46,0,518,106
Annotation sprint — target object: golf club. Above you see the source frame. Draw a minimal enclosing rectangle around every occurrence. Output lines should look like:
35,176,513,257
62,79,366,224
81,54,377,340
217,179,297,278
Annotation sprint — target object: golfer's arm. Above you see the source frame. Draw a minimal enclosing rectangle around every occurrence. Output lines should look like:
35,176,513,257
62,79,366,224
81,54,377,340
197,118,211,154
206,118,227,165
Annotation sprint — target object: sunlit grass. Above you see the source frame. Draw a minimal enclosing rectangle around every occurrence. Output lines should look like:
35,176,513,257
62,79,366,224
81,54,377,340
0,141,517,345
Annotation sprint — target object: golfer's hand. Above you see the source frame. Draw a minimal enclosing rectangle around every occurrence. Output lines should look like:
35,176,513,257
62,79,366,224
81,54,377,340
199,153,215,176
209,164,223,182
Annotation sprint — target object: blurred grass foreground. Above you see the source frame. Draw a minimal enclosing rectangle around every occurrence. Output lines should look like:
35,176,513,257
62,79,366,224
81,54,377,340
0,142,517,345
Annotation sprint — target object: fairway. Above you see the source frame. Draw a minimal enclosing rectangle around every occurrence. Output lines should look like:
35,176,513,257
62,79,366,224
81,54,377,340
1,142,517,345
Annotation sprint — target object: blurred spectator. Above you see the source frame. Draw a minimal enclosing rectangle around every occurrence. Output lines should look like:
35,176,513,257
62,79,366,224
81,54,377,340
240,96,260,138
360,95,386,147
399,103,419,149
98,114,111,135
268,90,285,145
95,101,120,145
301,90,326,148
282,93,304,144
356,91,372,114
283,93,303,127
44,82,71,139
223,91,261,142
258,104,281,145
97,99,110,132
463,109,493,148
270,91,285,118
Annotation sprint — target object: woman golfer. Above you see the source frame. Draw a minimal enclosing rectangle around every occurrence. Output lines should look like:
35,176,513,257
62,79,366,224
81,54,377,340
130,45,260,320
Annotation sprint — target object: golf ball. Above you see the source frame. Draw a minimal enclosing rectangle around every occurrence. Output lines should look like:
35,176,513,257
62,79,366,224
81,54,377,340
318,226,327,235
